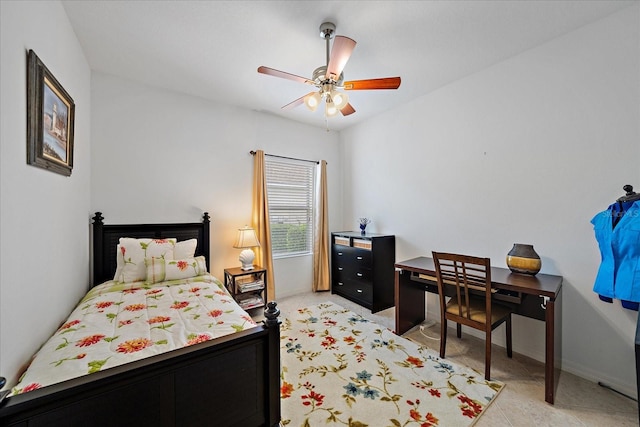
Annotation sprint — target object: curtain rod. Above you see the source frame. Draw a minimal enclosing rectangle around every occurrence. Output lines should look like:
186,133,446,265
249,150,321,165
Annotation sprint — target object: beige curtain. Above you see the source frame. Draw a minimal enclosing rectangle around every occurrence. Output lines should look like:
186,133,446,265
251,150,275,301
313,160,330,291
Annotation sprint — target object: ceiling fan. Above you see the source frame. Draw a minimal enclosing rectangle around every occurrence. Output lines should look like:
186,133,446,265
258,22,401,119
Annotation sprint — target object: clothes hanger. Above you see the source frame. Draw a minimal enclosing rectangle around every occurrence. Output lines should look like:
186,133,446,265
617,185,640,202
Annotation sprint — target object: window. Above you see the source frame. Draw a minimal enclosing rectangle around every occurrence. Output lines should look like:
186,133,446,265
265,157,315,258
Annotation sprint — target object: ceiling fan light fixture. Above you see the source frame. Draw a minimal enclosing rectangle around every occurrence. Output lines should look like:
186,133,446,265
304,92,321,111
325,100,339,117
330,89,349,110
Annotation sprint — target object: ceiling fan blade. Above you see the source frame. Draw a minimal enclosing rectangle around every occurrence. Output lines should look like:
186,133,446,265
325,36,356,81
343,77,401,90
258,66,314,85
281,92,316,110
340,103,356,116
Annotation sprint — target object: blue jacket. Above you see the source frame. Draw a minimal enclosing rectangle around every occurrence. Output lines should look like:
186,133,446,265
591,200,640,302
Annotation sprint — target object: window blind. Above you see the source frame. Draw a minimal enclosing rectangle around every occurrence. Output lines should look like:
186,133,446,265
265,158,315,257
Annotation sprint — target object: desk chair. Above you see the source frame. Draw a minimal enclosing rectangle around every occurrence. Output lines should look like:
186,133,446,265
432,252,513,380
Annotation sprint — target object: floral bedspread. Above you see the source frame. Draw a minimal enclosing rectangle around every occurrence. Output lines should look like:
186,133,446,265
11,274,256,395
280,302,503,427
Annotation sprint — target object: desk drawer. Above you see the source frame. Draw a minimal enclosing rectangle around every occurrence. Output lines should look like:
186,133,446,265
494,289,522,304
409,271,522,304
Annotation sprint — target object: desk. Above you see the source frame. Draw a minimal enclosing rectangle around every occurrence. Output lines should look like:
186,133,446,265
395,256,563,404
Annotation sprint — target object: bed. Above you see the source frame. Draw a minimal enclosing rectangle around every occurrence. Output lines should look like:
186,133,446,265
0,212,281,427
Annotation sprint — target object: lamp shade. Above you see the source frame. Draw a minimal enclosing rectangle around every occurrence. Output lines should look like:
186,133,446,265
233,227,260,249
233,227,261,270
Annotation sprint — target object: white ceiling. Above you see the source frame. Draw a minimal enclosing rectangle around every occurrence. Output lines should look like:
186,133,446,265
61,0,636,131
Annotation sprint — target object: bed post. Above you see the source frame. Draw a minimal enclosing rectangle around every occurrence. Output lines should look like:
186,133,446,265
92,212,104,286
263,301,281,426
203,212,211,272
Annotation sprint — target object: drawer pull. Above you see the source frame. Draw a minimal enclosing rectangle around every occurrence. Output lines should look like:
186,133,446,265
356,289,363,293
356,272,363,277
356,256,363,260
338,267,343,271
337,282,344,286
338,252,343,256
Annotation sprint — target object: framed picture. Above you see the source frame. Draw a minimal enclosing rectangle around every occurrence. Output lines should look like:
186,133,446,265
27,49,75,176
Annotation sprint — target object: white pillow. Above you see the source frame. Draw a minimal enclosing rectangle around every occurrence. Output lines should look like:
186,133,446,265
145,256,208,284
113,244,124,281
117,238,176,283
174,238,198,259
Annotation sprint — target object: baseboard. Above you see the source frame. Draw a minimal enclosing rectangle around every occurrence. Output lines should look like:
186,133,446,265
560,359,638,400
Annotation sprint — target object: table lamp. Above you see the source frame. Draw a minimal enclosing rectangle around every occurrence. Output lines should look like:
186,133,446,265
233,226,261,270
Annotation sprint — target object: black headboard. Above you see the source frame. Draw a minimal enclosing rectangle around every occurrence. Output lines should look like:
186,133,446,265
92,212,211,286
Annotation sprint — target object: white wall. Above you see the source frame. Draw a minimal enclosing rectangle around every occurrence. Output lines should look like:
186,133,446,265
90,72,342,299
340,6,640,396
0,1,91,387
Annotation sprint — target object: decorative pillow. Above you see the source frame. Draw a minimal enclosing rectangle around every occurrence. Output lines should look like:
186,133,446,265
174,238,198,259
117,238,177,283
145,256,208,284
113,244,124,281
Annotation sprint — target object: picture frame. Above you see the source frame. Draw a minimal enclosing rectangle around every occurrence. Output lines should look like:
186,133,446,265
27,49,75,176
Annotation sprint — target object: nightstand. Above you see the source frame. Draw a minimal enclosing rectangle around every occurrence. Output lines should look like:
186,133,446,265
223,266,267,311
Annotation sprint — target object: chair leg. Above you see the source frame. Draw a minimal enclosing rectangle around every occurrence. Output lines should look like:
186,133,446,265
506,315,513,358
440,319,447,358
485,330,492,380
456,323,462,339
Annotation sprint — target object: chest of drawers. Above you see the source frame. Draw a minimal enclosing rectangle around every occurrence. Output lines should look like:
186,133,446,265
331,232,395,313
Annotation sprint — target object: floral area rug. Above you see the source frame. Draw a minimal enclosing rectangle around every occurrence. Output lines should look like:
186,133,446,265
280,302,504,427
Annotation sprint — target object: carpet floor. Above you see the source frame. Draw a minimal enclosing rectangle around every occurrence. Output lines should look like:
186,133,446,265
280,302,504,427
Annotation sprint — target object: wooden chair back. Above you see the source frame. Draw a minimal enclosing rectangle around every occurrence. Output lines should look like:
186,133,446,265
432,252,492,327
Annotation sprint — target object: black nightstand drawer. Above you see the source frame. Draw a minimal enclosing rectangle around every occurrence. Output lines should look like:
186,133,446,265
333,246,372,267
334,280,372,304
349,268,371,284
333,265,371,283
352,249,371,265
333,246,355,263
